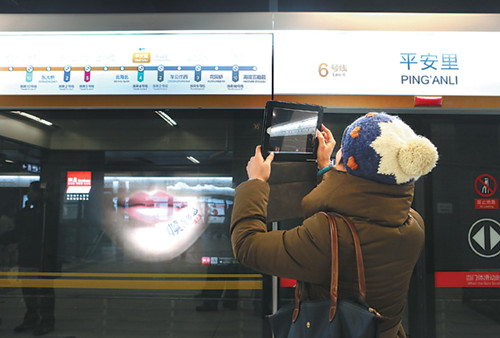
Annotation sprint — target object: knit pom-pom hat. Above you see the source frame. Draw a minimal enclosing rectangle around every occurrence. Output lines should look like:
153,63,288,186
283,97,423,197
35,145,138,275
341,112,438,185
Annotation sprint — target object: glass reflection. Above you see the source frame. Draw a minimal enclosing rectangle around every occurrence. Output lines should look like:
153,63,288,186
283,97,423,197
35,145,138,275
103,177,233,262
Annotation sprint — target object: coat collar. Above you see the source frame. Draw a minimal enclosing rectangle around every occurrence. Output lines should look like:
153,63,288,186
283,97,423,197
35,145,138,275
302,169,415,227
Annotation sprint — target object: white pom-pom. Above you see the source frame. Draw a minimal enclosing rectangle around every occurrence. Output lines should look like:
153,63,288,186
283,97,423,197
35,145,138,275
398,136,438,177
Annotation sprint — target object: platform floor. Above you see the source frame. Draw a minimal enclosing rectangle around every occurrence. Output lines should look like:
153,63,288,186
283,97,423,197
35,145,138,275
1,287,500,337
0,288,264,338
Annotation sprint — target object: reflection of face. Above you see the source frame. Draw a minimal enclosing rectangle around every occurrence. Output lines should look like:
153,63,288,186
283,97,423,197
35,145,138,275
103,190,208,262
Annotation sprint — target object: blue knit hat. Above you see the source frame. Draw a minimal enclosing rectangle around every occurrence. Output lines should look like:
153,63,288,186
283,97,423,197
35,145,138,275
341,112,438,185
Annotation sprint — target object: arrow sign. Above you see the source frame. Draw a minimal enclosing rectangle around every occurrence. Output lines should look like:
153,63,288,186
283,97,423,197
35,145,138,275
468,218,500,258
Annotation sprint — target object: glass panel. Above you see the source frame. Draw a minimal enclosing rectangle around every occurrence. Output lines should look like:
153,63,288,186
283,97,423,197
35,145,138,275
429,115,500,338
0,109,266,338
4,108,498,338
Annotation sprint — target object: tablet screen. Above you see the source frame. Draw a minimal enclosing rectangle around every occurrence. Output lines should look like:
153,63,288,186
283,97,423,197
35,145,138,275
261,101,323,161
267,107,318,154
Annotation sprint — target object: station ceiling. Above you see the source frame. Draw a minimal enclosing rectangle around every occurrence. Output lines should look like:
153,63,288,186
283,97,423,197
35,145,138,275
0,0,498,14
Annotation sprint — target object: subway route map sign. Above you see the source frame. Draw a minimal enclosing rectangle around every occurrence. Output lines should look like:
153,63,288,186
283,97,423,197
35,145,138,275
0,32,272,95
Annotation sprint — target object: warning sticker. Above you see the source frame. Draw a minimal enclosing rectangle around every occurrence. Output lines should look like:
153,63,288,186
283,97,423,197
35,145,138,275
475,174,497,197
435,272,500,288
474,174,498,209
475,199,499,209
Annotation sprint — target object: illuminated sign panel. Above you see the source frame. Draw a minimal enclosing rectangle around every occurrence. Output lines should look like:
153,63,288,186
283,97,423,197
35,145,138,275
0,175,40,187
273,30,500,96
0,32,272,95
0,30,499,96
67,171,92,194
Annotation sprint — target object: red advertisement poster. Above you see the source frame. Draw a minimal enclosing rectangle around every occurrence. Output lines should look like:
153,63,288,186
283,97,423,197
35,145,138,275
67,171,92,193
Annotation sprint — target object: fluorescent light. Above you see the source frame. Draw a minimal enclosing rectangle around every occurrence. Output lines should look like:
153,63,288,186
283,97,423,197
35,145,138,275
186,156,200,164
10,111,53,126
155,110,177,127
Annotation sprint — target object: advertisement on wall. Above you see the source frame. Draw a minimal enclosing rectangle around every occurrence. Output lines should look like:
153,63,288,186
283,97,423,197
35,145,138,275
0,32,272,95
102,176,234,262
66,171,92,194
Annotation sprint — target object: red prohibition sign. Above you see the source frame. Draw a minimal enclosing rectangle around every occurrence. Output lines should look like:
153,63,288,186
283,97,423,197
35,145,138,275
475,174,497,197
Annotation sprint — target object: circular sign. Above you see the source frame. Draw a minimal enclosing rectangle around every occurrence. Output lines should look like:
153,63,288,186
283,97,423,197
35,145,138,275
474,174,497,197
468,218,500,258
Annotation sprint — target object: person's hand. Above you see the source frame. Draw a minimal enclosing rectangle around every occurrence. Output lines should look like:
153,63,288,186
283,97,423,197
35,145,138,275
247,145,274,182
316,124,336,169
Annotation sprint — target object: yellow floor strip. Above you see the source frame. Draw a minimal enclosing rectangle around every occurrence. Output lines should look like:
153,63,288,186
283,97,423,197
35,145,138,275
0,273,263,290
0,272,262,278
0,278,262,290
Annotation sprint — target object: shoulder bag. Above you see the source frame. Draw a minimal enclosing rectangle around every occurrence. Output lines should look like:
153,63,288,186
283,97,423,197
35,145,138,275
267,212,384,338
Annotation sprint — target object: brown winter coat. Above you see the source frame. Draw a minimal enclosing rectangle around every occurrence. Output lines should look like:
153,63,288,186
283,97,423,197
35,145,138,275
230,169,425,338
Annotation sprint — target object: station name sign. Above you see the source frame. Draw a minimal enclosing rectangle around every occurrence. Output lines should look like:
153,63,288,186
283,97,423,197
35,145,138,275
273,30,500,96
